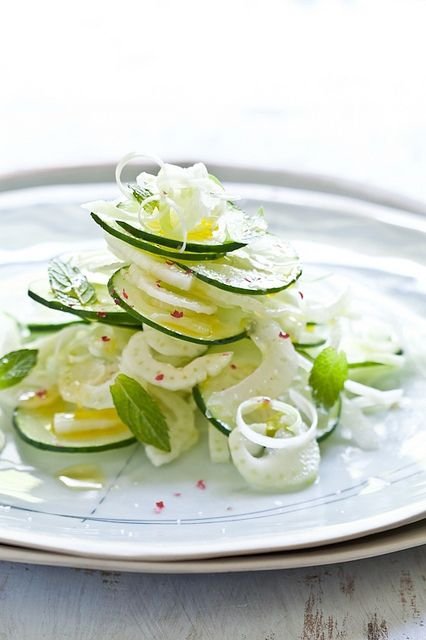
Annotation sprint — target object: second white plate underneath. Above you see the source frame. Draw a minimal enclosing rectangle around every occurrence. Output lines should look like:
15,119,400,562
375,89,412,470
0,519,424,574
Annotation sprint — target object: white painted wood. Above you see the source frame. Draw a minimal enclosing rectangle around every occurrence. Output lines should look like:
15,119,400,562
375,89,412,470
0,547,424,639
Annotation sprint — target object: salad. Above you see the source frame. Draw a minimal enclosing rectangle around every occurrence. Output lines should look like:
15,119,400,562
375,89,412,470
0,153,406,492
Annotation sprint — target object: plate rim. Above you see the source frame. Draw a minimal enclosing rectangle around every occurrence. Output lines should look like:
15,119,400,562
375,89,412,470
1,161,426,217
0,501,424,561
0,519,424,574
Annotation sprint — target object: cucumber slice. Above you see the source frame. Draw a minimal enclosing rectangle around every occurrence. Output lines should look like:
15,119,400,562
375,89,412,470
293,322,330,351
13,404,136,452
29,250,140,327
316,399,341,442
28,279,140,327
117,220,245,254
178,235,302,295
0,271,84,332
91,213,225,262
109,266,248,345
194,339,262,434
195,337,339,442
293,324,328,349
293,338,327,350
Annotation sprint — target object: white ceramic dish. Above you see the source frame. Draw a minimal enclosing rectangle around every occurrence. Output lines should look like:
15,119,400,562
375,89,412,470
0,165,425,562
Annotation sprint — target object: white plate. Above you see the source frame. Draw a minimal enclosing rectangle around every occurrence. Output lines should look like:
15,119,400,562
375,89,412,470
0,165,425,561
0,519,424,574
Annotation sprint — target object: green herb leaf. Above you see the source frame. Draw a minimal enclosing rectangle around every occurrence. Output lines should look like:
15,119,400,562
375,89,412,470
0,349,38,389
309,347,348,409
48,258,97,306
130,186,158,213
110,374,170,452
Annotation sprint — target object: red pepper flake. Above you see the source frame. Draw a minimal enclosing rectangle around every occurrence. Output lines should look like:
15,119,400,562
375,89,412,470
230,363,237,370
96,311,107,319
171,310,184,318
113,298,121,305
155,373,164,381
196,479,206,490
279,331,290,339
35,389,47,399
298,291,304,300
173,492,182,497
122,289,129,300
101,335,111,342
155,280,162,288
154,500,165,513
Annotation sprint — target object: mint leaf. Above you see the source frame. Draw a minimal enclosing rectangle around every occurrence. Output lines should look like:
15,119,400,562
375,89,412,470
48,258,97,306
0,349,38,389
130,186,158,213
131,185,153,202
110,374,170,452
309,347,348,409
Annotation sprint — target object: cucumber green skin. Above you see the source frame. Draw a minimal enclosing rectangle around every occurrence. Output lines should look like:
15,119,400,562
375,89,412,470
193,385,231,436
91,213,226,262
178,263,302,296
118,220,246,254
28,289,141,328
347,361,387,369
293,338,327,350
316,399,342,443
12,409,137,453
108,271,247,346
26,321,85,331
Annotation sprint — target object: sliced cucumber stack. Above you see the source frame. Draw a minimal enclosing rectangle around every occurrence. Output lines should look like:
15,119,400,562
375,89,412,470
117,219,245,254
109,266,249,345
13,403,136,453
91,213,226,262
111,184,263,254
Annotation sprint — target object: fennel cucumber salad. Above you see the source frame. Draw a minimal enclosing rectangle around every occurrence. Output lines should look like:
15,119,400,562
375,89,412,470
0,154,407,492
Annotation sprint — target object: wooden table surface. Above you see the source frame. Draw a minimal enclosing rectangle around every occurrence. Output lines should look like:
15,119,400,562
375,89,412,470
0,546,424,639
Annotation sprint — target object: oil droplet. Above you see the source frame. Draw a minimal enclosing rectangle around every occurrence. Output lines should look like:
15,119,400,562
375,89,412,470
56,464,104,490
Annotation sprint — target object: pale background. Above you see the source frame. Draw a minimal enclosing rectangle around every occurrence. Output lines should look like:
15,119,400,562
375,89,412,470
1,0,425,203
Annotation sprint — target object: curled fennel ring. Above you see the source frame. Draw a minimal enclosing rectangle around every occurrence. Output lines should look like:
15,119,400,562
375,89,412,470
236,390,317,450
